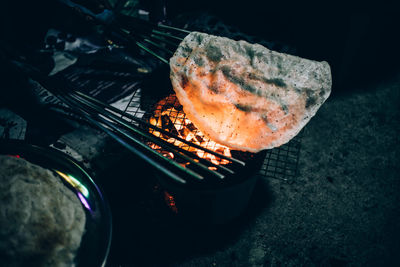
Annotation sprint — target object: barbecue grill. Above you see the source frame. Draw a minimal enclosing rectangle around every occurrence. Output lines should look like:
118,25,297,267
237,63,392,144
56,60,303,223
0,0,303,223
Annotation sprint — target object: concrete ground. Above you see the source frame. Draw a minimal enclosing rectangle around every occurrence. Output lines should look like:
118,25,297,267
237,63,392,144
163,73,400,267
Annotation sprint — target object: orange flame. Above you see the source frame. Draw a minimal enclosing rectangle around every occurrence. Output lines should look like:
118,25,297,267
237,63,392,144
148,94,231,166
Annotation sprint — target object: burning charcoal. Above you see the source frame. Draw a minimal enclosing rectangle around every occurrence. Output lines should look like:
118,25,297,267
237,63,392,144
186,122,197,132
216,147,226,155
147,94,234,167
168,107,180,118
163,104,174,111
162,152,174,159
194,134,204,144
161,115,179,136
178,127,191,139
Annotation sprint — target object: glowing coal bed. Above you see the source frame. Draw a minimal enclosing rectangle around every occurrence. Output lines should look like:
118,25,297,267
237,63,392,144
144,94,262,176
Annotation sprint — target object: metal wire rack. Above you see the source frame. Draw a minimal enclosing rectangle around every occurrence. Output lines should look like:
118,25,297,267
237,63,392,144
120,84,303,181
60,65,303,182
259,131,302,182
122,90,252,166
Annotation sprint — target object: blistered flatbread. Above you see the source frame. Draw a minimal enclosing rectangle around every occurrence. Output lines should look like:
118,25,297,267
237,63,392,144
170,32,331,152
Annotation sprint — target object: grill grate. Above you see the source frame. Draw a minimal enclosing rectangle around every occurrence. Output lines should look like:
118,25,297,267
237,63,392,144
121,86,303,181
60,65,303,182
259,131,302,182
124,92,237,166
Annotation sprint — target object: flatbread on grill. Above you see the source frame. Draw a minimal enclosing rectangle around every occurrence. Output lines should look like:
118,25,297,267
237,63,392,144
0,155,86,267
170,32,332,152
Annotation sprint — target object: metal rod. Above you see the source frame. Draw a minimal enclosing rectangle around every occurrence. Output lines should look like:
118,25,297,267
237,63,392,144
62,91,204,180
114,13,190,36
149,33,180,48
112,13,184,45
152,30,184,41
121,27,175,55
74,90,246,166
136,42,169,64
85,114,188,184
158,24,191,34
112,27,175,63
6,55,232,181
73,89,235,177
213,164,235,175
142,38,174,55
54,88,189,184
70,92,225,179
69,92,224,179
7,56,195,184
77,97,227,178
57,0,185,64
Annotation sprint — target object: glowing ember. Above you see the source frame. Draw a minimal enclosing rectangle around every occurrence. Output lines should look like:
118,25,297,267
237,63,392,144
164,191,178,213
148,94,232,166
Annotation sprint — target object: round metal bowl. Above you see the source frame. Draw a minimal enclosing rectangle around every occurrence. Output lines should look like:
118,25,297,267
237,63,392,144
0,140,112,267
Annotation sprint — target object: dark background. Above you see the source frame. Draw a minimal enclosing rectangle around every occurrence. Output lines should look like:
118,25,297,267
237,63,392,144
2,0,399,93
166,0,399,91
